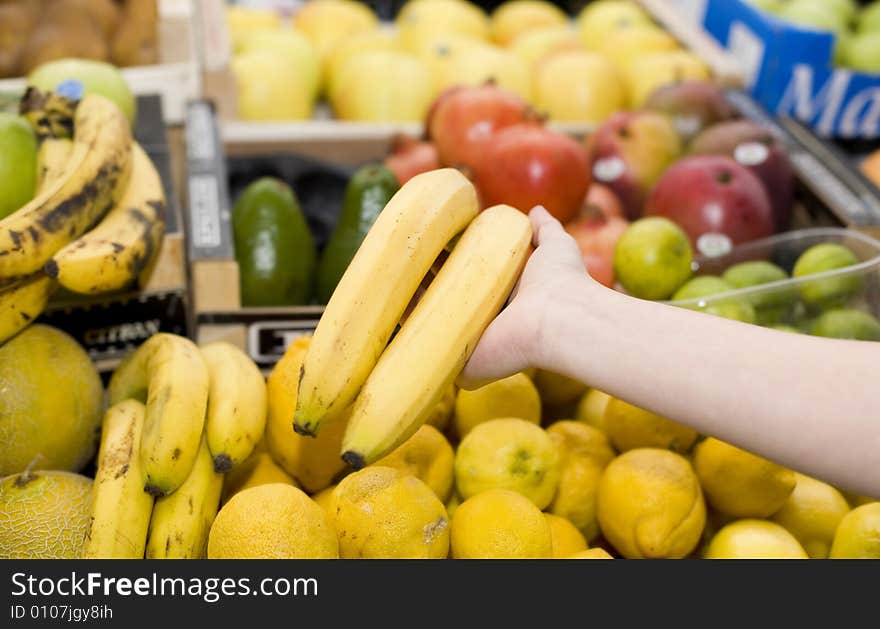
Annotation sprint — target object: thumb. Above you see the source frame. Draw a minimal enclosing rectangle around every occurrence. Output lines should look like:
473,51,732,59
457,305,531,390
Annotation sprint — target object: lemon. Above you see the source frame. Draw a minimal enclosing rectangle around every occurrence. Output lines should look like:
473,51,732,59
576,0,652,50
603,397,697,454
510,25,583,69
311,484,337,520
326,30,398,95
829,502,880,558
397,0,490,52
704,520,808,559
237,29,322,98
597,448,706,558
451,489,552,558
221,452,299,505
333,467,449,559
425,383,456,432
207,483,338,559
546,421,615,541
295,0,379,63
693,438,796,518
265,335,348,493
445,490,463,519
373,424,454,501
575,389,612,432
454,372,541,438
455,418,560,509
491,1,568,46
770,473,850,558
569,547,613,559
225,6,282,51
546,513,588,557
533,369,588,406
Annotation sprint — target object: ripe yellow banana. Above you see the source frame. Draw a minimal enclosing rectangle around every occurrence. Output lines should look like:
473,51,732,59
341,205,532,467
294,168,479,436
108,333,210,497
145,435,223,559
81,400,155,559
0,273,55,344
46,142,166,294
36,138,73,193
0,94,132,285
201,341,268,472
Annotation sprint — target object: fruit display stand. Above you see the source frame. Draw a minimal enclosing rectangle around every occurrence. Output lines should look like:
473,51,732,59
36,95,189,375
196,0,744,165
0,0,200,124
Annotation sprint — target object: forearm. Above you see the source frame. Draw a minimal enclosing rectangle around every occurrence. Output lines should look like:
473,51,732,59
538,278,880,497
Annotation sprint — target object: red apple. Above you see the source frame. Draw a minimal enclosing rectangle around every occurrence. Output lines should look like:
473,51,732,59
645,155,774,254
384,134,439,185
585,111,683,221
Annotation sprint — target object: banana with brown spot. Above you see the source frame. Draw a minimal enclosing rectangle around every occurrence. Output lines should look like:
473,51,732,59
0,273,56,344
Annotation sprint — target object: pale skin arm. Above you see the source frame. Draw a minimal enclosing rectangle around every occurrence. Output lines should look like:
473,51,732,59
459,206,880,498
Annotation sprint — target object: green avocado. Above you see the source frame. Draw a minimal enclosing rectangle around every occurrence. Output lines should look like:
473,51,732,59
316,164,399,304
233,177,316,306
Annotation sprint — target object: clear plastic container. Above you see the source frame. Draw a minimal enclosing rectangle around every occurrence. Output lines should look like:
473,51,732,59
666,228,880,340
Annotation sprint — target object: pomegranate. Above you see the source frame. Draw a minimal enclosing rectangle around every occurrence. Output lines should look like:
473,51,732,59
565,213,629,287
426,83,530,171
582,253,615,288
384,134,440,185
584,183,625,220
473,123,592,222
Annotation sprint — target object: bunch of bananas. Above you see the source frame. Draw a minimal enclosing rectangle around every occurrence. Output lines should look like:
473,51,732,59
83,335,267,559
0,88,166,345
294,168,533,468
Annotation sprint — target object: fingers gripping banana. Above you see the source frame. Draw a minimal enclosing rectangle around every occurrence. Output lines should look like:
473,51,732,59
341,205,532,468
145,436,223,559
294,169,479,437
201,342,268,472
36,138,73,193
108,334,210,497
0,94,132,284
46,142,166,294
0,274,55,344
81,400,154,559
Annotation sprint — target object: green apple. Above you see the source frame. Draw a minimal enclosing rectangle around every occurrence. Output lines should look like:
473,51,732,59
613,217,693,301
776,0,849,33
838,31,880,73
860,2,880,33
821,0,859,23
810,309,880,341
792,243,861,309
672,275,757,323
0,113,37,219
722,260,795,325
28,59,136,125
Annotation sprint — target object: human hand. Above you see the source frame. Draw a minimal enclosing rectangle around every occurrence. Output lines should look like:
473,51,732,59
458,205,595,389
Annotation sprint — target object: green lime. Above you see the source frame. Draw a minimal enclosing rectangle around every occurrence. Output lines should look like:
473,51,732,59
722,260,794,325
0,113,38,219
614,217,693,300
672,276,756,323
810,309,880,341
792,243,861,310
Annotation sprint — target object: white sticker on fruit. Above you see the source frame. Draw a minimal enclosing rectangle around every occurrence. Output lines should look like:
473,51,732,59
697,233,733,258
735,142,769,167
593,157,626,183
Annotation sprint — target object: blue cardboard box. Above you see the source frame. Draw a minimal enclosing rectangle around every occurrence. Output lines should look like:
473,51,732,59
680,0,880,139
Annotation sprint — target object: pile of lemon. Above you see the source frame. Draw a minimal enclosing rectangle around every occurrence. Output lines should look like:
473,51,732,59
203,335,879,560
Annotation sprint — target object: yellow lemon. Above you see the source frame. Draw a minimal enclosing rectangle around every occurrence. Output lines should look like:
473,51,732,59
451,488,552,558
207,484,338,559
546,421,615,541
454,372,541,438
603,397,697,454
546,513,588,557
568,547,613,559
626,50,710,107
704,520,808,559
311,484,337,520
265,335,348,494
445,490,463,519
232,50,316,120
226,6,281,51
534,51,627,124
373,424,455,501
491,0,568,46
576,0,652,50
510,25,582,69
829,503,880,559
326,30,399,95
236,29,321,98
575,388,611,432
693,438,796,519
596,23,679,73
333,467,449,559
771,473,850,558
410,33,487,96
454,418,560,509
424,383,456,432
294,0,378,63
597,448,706,558
532,369,588,406
440,44,532,101
397,0,490,52
221,451,299,505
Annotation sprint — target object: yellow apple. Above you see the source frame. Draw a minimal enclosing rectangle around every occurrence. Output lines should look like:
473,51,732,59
577,0,653,50
294,0,378,64
411,33,487,96
397,0,490,51
535,51,625,122
236,29,321,98
232,50,315,121
626,50,710,107
226,6,281,52
440,44,532,101
326,30,399,96
510,25,583,69
490,1,569,46
597,24,680,72
330,51,433,122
